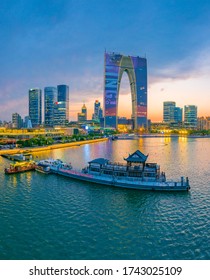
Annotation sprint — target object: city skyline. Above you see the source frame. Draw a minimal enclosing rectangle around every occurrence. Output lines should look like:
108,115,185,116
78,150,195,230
1,0,210,121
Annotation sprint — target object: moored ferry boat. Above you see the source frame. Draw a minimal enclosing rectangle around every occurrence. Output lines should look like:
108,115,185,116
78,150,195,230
35,163,51,174
35,159,72,174
50,150,190,191
4,160,36,174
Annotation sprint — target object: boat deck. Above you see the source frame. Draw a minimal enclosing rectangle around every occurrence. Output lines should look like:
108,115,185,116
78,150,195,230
53,168,190,191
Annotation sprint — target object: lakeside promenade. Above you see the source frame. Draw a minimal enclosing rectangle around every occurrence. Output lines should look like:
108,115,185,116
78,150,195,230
1,133,210,156
0,138,108,155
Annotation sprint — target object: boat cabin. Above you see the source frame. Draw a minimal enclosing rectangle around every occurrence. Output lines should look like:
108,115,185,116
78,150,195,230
87,150,160,179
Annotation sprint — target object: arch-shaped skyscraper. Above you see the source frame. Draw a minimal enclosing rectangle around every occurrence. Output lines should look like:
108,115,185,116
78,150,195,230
104,52,147,130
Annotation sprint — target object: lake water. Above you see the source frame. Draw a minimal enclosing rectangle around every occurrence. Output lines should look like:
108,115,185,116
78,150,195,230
0,137,210,260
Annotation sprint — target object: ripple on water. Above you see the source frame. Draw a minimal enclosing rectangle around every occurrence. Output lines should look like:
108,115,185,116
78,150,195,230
0,138,210,259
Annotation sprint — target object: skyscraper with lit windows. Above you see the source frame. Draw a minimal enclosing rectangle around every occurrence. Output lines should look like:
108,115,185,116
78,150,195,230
12,113,22,128
78,104,87,122
92,100,103,120
81,104,87,120
44,87,57,127
184,105,197,128
57,84,69,122
29,88,42,127
104,52,147,129
174,107,183,123
163,101,176,123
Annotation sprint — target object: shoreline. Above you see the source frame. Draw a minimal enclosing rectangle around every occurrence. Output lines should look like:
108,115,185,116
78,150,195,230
117,134,210,139
0,138,108,155
1,134,210,155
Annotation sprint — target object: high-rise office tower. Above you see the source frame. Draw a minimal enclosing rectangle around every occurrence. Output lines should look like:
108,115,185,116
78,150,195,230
12,113,22,129
81,104,87,120
184,105,197,128
98,107,103,119
24,116,32,128
53,101,68,126
29,88,42,127
94,100,100,120
104,52,147,129
44,87,57,127
57,84,69,123
174,107,183,123
77,104,87,122
163,101,176,123
92,100,103,120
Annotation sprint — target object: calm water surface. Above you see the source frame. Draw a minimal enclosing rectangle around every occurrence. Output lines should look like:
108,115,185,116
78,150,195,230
0,137,210,260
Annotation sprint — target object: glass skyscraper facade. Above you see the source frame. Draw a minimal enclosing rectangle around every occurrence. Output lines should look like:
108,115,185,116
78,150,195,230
77,104,87,122
57,84,69,123
163,101,176,123
94,100,100,119
104,52,147,130
29,88,42,127
12,113,22,129
81,104,87,120
93,100,103,120
53,101,68,126
184,105,197,128
174,107,183,123
44,87,57,127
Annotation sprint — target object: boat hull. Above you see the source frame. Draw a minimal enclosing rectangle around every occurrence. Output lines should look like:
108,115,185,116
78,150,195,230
4,166,35,174
35,166,51,174
54,169,190,191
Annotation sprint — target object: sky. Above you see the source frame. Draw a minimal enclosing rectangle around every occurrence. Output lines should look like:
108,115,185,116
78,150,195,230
0,0,210,122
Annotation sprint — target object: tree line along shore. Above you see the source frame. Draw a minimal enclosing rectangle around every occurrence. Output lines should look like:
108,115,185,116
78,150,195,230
0,137,108,155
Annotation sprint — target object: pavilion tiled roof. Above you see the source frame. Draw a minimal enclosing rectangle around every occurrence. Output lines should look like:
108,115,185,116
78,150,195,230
124,150,148,163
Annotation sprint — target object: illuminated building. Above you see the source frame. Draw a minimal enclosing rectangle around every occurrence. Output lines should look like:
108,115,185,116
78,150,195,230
24,116,32,128
44,87,57,127
29,88,42,127
163,101,176,123
184,105,197,128
57,85,69,122
117,117,134,131
92,100,103,120
78,104,87,122
197,117,210,130
81,104,87,120
12,113,22,129
104,52,147,129
53,101,68,126
174,107,183,123
77,113,86,122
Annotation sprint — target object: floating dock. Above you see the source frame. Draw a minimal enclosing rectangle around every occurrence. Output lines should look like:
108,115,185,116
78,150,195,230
1,153,33,162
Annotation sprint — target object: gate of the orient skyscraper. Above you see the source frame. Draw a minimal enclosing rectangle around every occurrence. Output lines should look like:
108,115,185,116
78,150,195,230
104,52,147,130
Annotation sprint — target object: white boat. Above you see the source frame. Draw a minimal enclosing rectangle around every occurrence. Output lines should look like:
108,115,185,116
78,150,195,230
35,158,72,173
50,150,190,192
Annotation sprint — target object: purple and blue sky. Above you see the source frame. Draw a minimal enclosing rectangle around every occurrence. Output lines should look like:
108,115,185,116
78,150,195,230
1,0,210,121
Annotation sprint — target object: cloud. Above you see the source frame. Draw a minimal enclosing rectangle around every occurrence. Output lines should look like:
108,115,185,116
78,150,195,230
150,47,210,85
